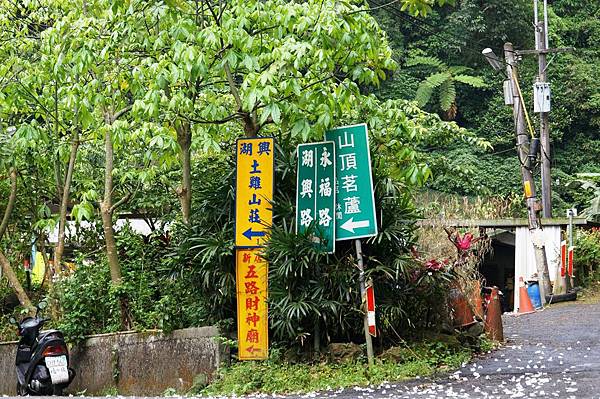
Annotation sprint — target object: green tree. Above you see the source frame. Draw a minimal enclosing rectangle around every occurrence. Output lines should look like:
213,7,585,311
408,56,485,119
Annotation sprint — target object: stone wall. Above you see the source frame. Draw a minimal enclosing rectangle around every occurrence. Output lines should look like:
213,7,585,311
0,326,228,395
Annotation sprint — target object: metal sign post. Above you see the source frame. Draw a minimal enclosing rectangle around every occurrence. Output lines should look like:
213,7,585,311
355,239,374,366
296,142,336,253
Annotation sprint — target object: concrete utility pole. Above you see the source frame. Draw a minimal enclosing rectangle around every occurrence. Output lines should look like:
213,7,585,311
535,0,552,218
504,42,553,302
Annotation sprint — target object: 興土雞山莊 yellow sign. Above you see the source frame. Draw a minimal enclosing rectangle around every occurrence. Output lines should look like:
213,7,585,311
236,248,268,360
235,137,274,248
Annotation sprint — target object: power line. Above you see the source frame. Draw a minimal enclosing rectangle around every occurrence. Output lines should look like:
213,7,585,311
368,0,512,67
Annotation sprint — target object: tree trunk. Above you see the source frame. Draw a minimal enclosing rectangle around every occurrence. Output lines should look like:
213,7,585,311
0,168,17,240
54,131,79,273
223,62,259,137
0,168,33,314
39,232,52,289
101,120,131,330
0,252,33,312
176,122,192,225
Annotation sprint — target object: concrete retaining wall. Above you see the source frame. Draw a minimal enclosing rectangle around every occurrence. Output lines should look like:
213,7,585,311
0,326,228,395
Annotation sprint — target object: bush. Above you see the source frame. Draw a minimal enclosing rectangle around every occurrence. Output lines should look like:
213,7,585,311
172,140,455,351
573,228,600,286
52,224,181,341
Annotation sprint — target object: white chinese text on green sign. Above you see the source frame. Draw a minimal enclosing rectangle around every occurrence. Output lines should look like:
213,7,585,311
325,124,378,241
295,141,336,253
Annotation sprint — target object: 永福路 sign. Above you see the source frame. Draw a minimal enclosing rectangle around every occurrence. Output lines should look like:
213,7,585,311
295,141,336,253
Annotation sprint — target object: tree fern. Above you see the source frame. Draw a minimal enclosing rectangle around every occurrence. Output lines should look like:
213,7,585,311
408,56,486,118
416,72,450,107
439,80,456,112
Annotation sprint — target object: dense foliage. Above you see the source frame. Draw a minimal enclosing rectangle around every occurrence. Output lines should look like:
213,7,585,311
0,0,490,348
373,0,600,216
573,228,600,286
51,103,483,346
3,0,597,367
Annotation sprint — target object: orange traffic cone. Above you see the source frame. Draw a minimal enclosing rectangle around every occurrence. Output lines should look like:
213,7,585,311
518,277,536,315
484,286,504,342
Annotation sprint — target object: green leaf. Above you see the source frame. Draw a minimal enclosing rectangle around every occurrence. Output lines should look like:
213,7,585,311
454,74,486,88
415,83,433,107
270,103,281,124
438,80,456,111
406,56,444,69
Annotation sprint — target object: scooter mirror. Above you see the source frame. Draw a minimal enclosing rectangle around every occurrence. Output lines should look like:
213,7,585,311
37,301,48,310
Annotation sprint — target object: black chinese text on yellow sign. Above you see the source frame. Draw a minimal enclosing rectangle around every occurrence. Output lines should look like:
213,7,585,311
236,248,269,360
235,137,274,248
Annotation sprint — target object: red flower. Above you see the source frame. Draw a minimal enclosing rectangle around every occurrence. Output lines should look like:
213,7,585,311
425,259,443,271
455,232,474,251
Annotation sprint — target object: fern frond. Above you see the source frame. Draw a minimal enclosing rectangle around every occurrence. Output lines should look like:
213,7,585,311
415,83,434,107
454,74,486,88
424,72,450,89
439,80,456,111
406,56,444,69
448,65,471,75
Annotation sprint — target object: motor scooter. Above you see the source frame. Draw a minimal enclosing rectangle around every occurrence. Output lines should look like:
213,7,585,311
10,301,75,396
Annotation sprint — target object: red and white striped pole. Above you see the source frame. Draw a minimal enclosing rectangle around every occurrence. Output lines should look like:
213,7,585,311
366,280,376,337
568,246,574,279
560,240,567,278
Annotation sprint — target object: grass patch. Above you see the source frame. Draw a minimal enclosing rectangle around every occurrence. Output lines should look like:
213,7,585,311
196,341,474,396
579,281,600,304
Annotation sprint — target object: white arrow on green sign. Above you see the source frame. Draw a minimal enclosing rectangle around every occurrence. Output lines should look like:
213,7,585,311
325,124,378,241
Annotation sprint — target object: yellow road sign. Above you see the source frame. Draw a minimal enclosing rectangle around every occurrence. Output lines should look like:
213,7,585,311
235,137,274,247
236,248,269,360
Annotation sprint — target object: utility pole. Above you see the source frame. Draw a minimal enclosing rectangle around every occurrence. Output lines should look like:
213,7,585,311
504,42,553,302
535,0,552,218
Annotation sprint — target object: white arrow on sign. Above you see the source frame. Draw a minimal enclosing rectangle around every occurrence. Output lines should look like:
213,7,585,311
340,218,370,233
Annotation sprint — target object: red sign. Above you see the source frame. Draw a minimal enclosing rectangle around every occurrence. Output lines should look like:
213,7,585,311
560,240,567,277
366,281,376,337
568,246,574,278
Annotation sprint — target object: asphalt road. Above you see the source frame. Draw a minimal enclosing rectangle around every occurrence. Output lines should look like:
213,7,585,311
5,300,599,399
254,300,600,399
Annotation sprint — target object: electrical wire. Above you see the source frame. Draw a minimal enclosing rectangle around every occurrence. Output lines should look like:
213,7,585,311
510,68,536,139
366,0,546,150
368,0,513,67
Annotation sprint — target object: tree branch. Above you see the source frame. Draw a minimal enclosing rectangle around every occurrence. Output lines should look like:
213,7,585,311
111,104,133,124
223,62,243,111
181,111,241,125
0,168,17,241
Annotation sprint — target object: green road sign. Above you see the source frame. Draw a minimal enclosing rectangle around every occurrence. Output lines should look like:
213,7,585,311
325,124,378,241
296,141,336,253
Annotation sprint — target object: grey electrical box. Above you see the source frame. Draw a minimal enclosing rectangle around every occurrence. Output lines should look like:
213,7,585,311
533,82,551,113
503,80,514,105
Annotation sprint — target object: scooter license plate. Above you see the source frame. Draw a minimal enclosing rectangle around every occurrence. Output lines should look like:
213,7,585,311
46,355,69,384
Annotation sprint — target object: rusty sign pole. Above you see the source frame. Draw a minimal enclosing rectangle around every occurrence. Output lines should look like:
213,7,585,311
355,239,374,366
